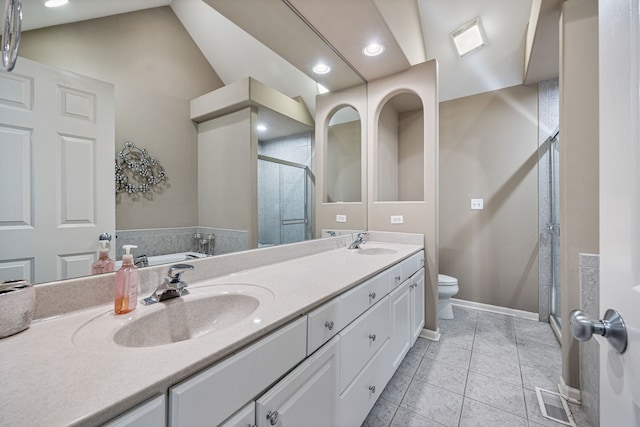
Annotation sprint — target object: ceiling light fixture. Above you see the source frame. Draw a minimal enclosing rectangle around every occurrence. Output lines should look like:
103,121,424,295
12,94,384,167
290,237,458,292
363,43,385,57
450,17,487,57
312,63,331,74
44,0,68,7
257,124,267,132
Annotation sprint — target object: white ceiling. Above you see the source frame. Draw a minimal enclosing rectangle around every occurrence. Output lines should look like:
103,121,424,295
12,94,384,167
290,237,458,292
19,0,557,105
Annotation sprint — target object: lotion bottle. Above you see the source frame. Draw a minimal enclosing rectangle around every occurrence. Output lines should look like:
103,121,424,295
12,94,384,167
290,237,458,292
91,240,115,275
115,245,138,315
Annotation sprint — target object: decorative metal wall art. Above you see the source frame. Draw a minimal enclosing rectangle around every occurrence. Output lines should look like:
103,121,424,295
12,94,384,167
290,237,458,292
115,141,167,198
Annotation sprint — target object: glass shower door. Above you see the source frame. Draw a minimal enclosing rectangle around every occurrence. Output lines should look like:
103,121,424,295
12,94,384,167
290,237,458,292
549,132,561,327
258,158,311,247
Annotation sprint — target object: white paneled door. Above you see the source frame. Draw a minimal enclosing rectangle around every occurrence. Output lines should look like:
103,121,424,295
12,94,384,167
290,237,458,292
0,58,115,284
598,0,640,425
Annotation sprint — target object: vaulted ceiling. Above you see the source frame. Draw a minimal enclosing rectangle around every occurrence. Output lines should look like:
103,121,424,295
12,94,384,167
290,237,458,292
21,0,559,108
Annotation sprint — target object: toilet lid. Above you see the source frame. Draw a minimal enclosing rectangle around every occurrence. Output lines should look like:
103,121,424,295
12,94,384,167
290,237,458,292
438,274,458,286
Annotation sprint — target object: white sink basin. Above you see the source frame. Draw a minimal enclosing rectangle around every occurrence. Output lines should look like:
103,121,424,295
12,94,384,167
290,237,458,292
353,247,397,256
114,293,259,347
73,284,273,349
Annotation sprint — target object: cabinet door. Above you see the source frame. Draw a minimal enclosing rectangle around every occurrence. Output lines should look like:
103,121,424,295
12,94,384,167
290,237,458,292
389,279,412,370
220,402,255,427
103,395,165,427
256,336,339,427
410,269,425,344
169,317,307,427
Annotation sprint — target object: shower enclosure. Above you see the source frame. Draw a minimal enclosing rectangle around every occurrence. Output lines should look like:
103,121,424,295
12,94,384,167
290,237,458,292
258,155,313,247
548,131,561,333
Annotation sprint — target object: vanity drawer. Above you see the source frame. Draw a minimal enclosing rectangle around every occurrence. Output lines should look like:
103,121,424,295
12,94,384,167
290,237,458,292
401,250,425,283
340,270,389,327
307,297,341,355
169,316,307,427
339,339,391,427
388,264,402,291
339,296,390,391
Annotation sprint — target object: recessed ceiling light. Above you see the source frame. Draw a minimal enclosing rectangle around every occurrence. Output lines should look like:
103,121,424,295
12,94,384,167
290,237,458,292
450,17,487,57
363,43,385,57
317,83,329,94
45,0,68,7
257,124,267,132
312,63,331,74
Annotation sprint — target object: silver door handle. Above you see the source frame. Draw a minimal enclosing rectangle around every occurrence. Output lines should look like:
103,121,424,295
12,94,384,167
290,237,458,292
569,309,627,353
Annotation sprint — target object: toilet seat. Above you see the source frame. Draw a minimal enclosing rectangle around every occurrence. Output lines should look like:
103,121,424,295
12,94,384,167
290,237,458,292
438,274,458,286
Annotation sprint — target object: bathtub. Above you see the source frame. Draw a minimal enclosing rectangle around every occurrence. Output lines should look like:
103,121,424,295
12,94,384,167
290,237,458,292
115,252,209,269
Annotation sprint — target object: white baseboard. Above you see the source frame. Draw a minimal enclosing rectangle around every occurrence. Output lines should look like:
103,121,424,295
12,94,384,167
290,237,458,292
451,298,539,321
558,376,581,404
420,327,441,342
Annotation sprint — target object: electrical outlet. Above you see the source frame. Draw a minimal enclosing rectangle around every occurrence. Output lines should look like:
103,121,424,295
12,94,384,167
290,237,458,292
471,198,484,210
336,214,347,223
390,215,404,224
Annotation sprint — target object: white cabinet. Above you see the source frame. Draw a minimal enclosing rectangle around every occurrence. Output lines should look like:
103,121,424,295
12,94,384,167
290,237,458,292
389,279,412,370
169,317,307,427
340,270,389,327
103,395,165,427
339,340,391,427
256,336,340,427
339,296,390,391
390,267,425,371
410,269,425,343
220,402,255,427
307,297,341,355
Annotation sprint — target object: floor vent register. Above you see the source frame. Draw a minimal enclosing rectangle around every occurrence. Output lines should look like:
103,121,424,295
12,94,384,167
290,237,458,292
535,387,577,426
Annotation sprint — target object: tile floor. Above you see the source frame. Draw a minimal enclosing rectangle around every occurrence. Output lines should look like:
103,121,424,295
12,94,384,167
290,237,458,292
362,305,591,427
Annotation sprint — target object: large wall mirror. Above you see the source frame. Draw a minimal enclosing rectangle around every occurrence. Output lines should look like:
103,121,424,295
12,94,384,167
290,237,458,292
326,106,362,203
377,91,424,202
0,2,363,285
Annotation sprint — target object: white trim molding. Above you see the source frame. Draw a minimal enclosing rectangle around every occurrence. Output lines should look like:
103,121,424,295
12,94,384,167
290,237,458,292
451,298,539,321
558,375,581,404
420,327,441,342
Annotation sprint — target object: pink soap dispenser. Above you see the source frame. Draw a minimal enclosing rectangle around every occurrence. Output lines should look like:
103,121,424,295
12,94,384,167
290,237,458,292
91,240,115,275
115,245,139,315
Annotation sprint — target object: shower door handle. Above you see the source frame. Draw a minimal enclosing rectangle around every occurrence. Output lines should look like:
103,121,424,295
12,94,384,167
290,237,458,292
569,309,627,353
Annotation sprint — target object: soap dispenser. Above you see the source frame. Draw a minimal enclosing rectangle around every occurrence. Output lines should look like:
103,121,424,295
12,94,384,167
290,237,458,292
115,245,139,315
91,240,115,275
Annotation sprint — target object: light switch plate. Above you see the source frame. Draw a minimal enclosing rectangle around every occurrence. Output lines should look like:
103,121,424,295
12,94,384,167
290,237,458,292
336,214,347,223
390,215,404,224
471,199,484,210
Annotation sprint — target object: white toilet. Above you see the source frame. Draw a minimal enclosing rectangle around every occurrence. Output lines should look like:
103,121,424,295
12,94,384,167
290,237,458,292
437,274,459,319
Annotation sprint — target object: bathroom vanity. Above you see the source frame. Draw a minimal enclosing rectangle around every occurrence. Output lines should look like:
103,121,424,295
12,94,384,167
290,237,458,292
0,232,425,426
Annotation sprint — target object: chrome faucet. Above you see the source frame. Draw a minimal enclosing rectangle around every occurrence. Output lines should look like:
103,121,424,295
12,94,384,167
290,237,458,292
142,264,195,305
348,232,368,250
134,254,149,268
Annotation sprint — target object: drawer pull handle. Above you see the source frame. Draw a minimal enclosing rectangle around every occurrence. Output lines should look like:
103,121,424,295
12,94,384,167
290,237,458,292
395,275,401,282
369,291,376,299
369,385,376,394
325,320,334,330
369,333,377,341
266,410,279,425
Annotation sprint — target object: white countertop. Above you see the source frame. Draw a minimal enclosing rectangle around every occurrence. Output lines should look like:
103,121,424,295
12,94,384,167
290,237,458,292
0,239,422,426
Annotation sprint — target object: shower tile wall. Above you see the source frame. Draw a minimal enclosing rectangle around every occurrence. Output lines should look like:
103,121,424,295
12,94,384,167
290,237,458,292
538,79,560,321
579,253,599,427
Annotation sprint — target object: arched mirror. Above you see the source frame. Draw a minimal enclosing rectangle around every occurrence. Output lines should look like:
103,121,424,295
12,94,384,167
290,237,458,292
325,105,362,203
377,91,424,202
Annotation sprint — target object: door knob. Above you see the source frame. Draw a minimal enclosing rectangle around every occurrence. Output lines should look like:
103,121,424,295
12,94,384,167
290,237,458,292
569,309,627,353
